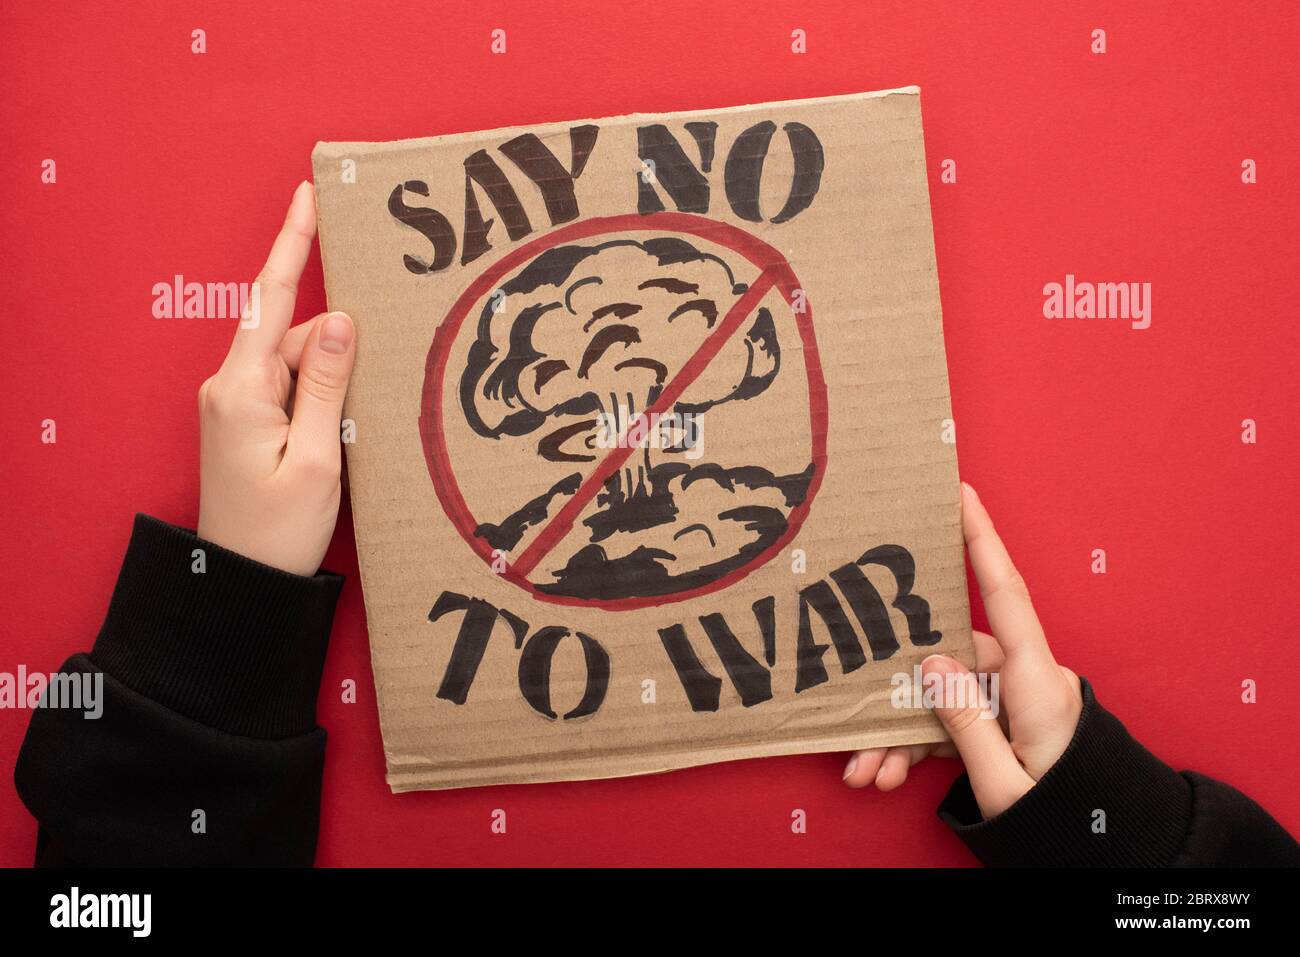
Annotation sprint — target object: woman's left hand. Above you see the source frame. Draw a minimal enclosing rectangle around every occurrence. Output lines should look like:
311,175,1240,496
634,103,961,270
196,181,356,577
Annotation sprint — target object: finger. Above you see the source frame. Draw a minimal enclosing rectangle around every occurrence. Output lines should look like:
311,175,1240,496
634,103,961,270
922,653,1035,818
1059,665,1082,694
843,743,936,789
931,740,959,759
972,629,1005,674
278,314,325,372
961,483,1057,679
874,744,932,791
226,181,317,365
842,748,888,789
286,312,355,471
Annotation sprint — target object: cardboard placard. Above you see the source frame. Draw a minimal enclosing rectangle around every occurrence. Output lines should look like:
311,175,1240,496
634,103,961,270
312,87,972,791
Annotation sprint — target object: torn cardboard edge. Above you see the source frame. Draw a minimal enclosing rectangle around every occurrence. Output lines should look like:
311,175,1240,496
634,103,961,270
312,85,922,159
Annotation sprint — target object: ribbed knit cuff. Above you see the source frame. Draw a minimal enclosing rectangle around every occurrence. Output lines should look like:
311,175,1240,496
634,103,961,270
937,678,1193,866
89,514,343,739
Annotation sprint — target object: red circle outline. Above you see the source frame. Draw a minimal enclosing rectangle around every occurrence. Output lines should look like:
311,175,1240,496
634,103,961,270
418,213,828,611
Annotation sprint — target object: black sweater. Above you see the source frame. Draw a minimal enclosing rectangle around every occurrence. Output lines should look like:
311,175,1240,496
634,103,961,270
15,515,1300,867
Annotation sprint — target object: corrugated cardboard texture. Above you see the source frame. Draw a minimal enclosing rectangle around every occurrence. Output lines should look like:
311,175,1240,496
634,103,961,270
312,87,971,791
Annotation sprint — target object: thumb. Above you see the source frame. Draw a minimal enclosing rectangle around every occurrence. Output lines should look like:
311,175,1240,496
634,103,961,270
287,312,355,471
922,654,1035,818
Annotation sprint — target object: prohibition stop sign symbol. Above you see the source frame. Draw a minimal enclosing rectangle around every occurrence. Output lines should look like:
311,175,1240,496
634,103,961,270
419,212,829,611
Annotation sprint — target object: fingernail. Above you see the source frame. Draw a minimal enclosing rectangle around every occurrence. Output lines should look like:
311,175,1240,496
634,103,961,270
319,312,353,354
842,755,858,780
922,654,957,675
961,481,978,502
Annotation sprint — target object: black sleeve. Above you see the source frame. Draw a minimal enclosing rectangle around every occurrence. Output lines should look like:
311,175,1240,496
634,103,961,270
14,514,343,867
937,678,1300,867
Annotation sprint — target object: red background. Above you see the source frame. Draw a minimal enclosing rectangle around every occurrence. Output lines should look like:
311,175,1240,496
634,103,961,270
2,1,1297,867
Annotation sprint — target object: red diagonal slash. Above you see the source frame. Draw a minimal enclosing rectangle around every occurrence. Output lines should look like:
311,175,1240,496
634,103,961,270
510,265,780,579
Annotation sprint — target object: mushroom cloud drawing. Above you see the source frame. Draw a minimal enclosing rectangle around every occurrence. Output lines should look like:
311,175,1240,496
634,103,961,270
456,236,815,600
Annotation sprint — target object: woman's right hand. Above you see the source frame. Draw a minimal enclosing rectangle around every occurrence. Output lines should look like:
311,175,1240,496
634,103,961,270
843,482,1083,819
